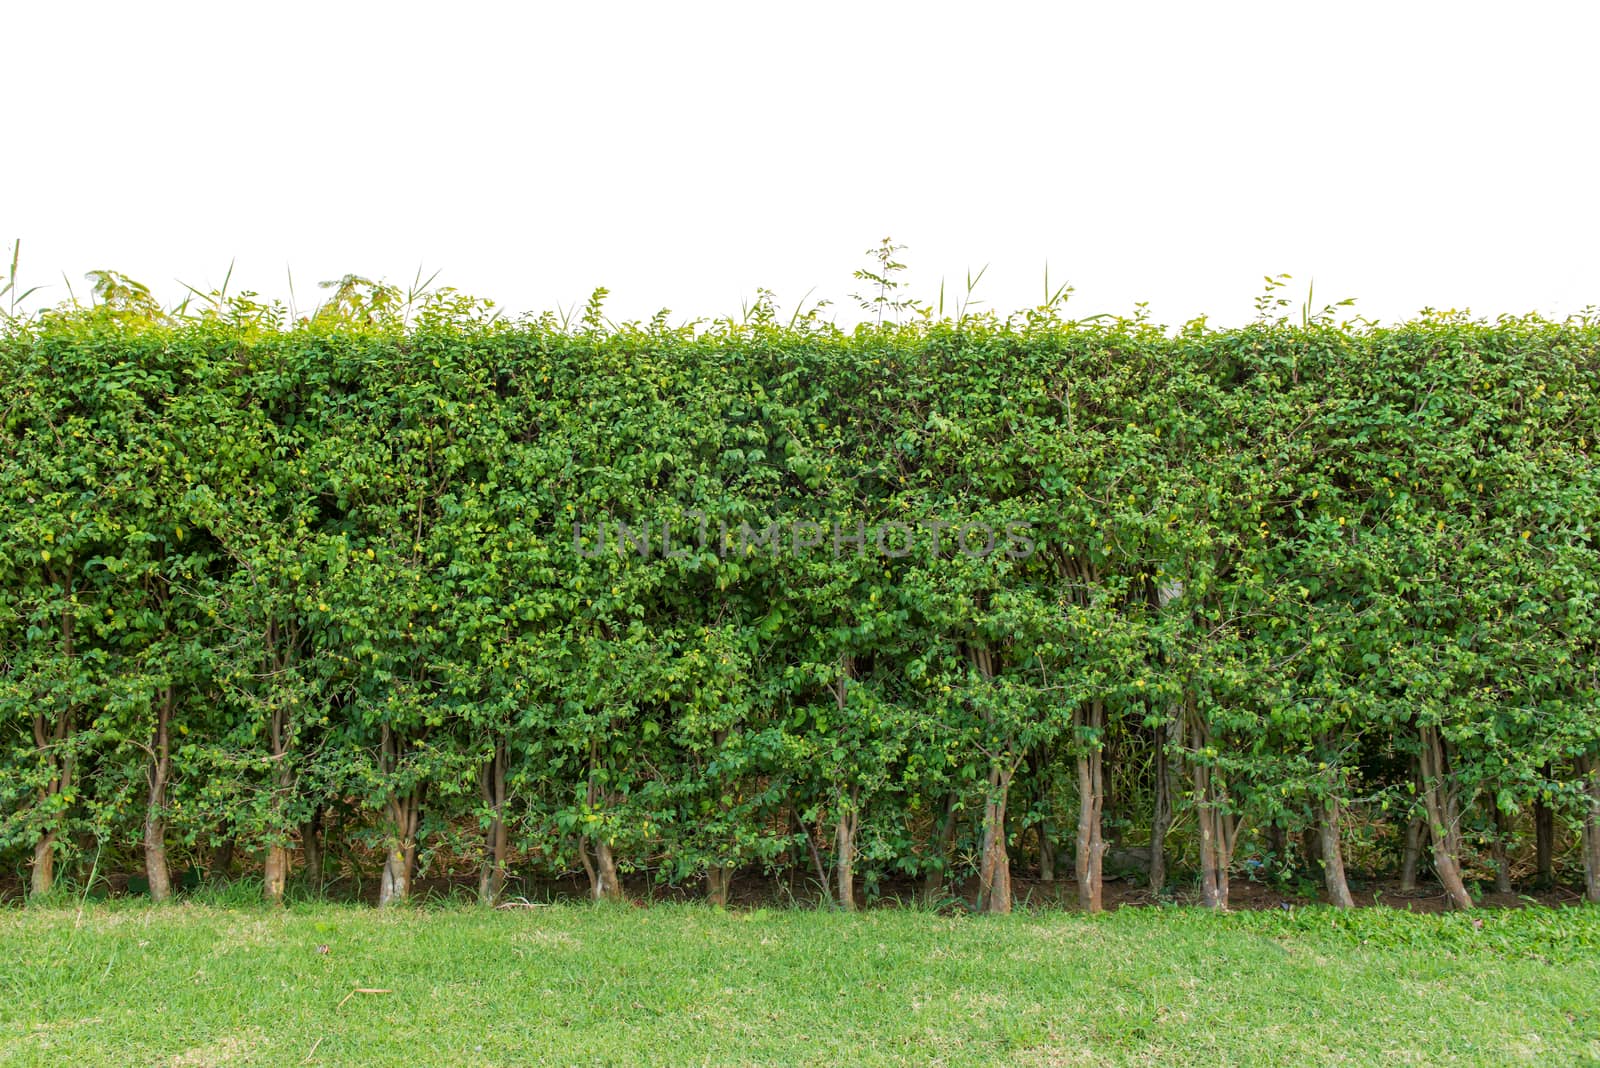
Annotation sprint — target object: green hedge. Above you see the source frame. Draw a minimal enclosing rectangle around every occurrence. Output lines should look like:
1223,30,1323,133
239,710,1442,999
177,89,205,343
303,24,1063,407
3,299,1599,910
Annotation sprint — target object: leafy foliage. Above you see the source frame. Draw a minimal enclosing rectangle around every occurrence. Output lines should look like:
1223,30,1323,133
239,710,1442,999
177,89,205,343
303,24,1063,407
2,271,1599,911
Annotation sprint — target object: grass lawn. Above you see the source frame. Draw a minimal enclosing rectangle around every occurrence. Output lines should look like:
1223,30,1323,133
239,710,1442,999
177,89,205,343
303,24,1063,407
3,898,1599,1066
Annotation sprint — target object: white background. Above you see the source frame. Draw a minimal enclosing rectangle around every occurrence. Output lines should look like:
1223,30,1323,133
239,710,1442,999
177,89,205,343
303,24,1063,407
7,1,1597,328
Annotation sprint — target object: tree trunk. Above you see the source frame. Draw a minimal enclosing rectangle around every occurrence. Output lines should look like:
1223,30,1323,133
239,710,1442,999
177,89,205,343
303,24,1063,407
378,845,408,906
377,725,422,908
1397,757,1424,892
802,818,832,906
1490,803,1514,895
377,797,420,907
590,838,622,902
477,817,507,907
1310,736,1353,909
1579,752,1600,905
1030,747,1056,883
977,762,1015,914
143,686,175,903
923,792,959,898
1074,700,1106,913
1319,798,1356,908
1149,710,1176,893
262,651,299,903
1399,812,1425,892
477,740,507,906
1418,725,1473,909
30,576,77,900
210,835,236,880
263,844,290,902
302,807,324,888
383,829,417,906
378,820,421,908
835,789,860,911
1534,766,1555,890
30,833,57,898
1194,775,1236,909
705,864,732,907
968,643,1014,914
1300,827,1323,879
262,769,299,905
1186,698,1236,909
827,657,861,911
26,791,59,895
143,815,171,903
580,733,622,903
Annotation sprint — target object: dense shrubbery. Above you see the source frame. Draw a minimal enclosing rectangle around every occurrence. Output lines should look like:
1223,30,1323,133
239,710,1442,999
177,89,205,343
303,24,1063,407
3,288,1599,911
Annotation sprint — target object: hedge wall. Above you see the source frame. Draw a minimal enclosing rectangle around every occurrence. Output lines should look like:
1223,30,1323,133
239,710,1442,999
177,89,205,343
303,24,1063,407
3,300,1599,911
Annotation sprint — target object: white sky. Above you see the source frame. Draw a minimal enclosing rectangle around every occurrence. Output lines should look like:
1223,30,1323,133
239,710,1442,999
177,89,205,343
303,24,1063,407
7,1,1598,329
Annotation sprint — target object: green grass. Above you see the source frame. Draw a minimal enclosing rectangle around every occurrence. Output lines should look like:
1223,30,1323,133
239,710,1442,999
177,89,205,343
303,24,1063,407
3,901,1599,1066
